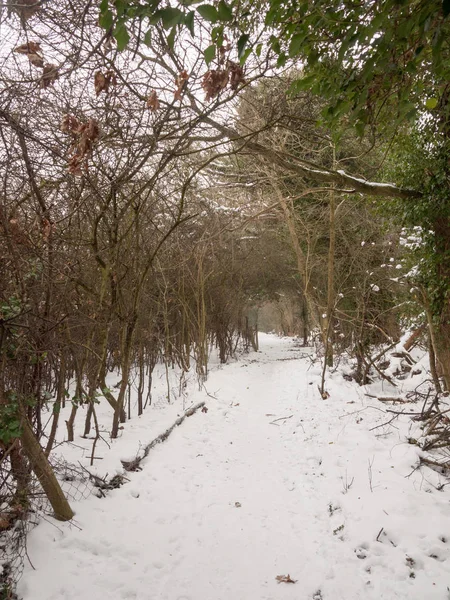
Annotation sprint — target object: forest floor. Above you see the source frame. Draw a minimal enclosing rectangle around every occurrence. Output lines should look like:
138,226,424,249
18,334,450,600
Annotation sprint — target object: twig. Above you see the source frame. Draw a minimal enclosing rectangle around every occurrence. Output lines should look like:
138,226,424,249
270,415,293,424
376,527,384,542
377,397,407,403
369,414,399,431
368,456,374,492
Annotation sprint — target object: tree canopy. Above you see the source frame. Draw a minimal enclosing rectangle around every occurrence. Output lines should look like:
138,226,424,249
101,0,450,135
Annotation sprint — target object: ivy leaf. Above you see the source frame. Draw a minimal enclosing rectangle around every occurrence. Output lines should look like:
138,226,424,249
218,0,233,22
184,11,195,36
277,52,287,67
239,46,252,65
99,9,114,30
204,44,216,66
114,22,130,51
426,97,438,109
289,33,304,57
167,26,176,50
158,7,184,30
288,74,315,94
197,4,219,22
237,33,249,59
144,30,152,46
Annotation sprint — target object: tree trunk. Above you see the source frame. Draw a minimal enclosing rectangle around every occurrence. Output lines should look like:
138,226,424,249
20,411,74,521
45,352,66,456
66,403,77,442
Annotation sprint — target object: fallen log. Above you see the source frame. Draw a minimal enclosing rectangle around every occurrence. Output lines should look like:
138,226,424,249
121,401,206,471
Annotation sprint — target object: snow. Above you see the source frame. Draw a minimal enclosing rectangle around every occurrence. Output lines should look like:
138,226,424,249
18,335,450,600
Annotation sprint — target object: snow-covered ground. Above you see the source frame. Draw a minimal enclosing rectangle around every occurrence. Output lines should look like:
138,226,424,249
18,334,450,600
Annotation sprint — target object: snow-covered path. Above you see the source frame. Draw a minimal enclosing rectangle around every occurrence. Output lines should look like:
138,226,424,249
19,336,450,600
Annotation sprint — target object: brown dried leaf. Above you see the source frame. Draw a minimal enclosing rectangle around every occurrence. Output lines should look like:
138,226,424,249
14,41,44,68
94,70,117,95
40,64,59,88
28,54,44,68
0,515,10,530
94,71,106,95
228,61,245,91
146,90,160,111
276,574,297,584
60,114,80,134
202,69,229,102
174,70,189,101
14,41,41,54
64,118,99,176
41,218,52,241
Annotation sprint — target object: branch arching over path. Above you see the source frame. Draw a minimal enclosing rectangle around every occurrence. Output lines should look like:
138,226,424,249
197,113,421,200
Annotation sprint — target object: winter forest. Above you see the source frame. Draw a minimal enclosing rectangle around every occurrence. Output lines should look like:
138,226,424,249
1,1,450,599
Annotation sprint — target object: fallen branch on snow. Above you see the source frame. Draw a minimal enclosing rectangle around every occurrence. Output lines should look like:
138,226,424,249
121,401,206,472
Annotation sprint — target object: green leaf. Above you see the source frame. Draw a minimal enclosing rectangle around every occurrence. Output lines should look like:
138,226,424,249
197,4,219,22
237,33,249,59
255,43,263,57
288,33,304,57
99,9,114,30
218,0,233,21
239,47,252,65
355,121,365,137
277,52,287,67
270,36,280,54
426,97,438,109
184,11,195,36
144,30,152,46
114,0,127,18
288,74,316,94
158,7,184,29
204,44,216,66
167,26,176,50
114,22,130,50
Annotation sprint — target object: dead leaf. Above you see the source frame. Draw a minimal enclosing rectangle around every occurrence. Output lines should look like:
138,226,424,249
228,60,245,90
94,70,117,95
201,406,208,413
40,64,59,88
174,70,189,101
146,90,160,111
235,501,241,508
94,71,106,95
276,574,297,584
14,41,41,54
60,114,80,134
14,41,44,68
62,116,99,176
41,218,52,241
202,69,229,101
